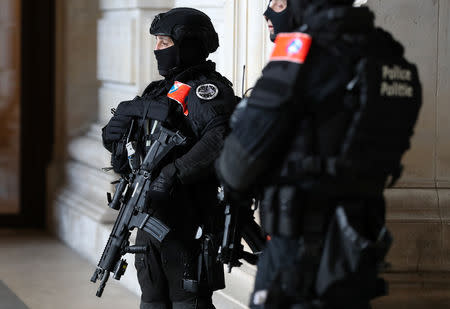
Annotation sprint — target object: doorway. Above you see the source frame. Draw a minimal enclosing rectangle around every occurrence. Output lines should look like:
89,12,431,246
0,0,55,228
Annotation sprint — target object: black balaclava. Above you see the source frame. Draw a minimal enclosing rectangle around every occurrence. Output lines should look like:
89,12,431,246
264,1,294,42
150,8,219,78
154,45,179,77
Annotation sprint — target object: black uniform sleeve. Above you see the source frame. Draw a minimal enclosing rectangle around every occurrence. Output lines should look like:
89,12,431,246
174,124,228,183
217,43,354,192
217,60,303,191
173,81,236,184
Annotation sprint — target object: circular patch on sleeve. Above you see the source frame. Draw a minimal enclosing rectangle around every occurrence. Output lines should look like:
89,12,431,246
195,83,219,100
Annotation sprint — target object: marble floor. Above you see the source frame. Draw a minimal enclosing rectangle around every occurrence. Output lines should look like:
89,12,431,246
5,230,448,309
0,230,139,309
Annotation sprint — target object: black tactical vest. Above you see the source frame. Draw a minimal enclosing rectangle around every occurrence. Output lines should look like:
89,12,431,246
260,28,422,237
276,41,422,197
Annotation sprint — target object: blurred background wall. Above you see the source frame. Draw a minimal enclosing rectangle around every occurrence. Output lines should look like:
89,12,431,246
1,0,448,308
0,0,53,228
0,0,21,215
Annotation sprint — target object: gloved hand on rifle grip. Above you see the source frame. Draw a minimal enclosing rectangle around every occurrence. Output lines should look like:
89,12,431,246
102,114,132,144
148,163,178,201
115,97,145,118
214,158,251,205
222,184,253,209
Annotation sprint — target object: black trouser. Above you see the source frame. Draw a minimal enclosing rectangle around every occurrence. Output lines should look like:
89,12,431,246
250,236,372,309
135,229,215,309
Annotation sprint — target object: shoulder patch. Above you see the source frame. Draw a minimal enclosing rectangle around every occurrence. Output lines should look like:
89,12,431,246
270,32,312,64
196,83,219,101
167,81,191,116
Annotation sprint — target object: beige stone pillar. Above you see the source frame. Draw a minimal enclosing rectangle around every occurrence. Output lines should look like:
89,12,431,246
168,1,273,307
365,0,450,307
52,0,174,296
0,0,21,214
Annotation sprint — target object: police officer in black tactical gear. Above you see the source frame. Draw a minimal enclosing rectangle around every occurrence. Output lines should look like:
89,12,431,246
217,0,422,308
263,0,291,42
102,7,236,309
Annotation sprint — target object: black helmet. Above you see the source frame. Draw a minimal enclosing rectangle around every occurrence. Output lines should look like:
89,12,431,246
288,0,355,28
150,8,219,61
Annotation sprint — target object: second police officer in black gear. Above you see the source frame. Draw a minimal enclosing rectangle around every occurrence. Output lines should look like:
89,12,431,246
102,7,236,309
217,0,422,308
263,0,292,42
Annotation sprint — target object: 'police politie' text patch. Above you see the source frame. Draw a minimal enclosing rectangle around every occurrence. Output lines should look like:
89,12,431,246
270,32,312,64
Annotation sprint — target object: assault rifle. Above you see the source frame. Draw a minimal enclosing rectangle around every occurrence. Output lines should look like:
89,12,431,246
91,121,187,297
217,191,267,273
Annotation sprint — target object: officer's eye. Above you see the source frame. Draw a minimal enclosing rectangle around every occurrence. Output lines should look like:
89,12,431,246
158,40,168,47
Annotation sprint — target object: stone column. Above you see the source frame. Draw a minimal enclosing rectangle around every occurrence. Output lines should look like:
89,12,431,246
170,1,271,307
52,0,174,296
0,0,21,214
367,1,450,307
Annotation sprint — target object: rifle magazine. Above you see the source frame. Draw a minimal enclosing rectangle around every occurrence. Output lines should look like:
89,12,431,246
142,216,170,242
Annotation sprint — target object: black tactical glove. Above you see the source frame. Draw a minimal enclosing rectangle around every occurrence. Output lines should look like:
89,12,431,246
115,98,144,118
221,182,253,207
116,96,170,122
148,163,178,201
102,114,132,145
215,159,251,205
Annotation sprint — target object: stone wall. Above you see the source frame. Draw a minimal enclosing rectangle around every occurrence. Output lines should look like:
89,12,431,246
367,0,450,307
0,0,21,214
50,0,450,308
